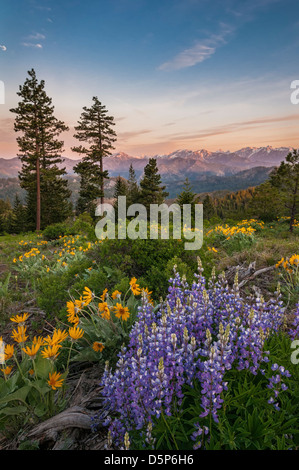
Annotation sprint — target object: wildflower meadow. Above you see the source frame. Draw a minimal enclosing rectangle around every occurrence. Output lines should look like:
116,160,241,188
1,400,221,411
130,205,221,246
0,213,298,451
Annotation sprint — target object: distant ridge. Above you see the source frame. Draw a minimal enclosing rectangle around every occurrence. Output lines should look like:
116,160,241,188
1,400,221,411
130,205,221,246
0,146,292,179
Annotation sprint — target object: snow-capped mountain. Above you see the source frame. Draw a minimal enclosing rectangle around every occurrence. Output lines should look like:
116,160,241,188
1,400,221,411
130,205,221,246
0,146,292,179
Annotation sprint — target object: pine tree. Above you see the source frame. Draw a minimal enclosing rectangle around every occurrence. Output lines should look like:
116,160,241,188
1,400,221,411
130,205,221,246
270,149,299,231
202,194,215,220
0,200,14,234
72,96,117,216
139,158,168,212
127,163,139,206
176,178,196,206
10,68,71,231
11,194,27,234
176,178,197,224
113,176,128,217
248,182,284,222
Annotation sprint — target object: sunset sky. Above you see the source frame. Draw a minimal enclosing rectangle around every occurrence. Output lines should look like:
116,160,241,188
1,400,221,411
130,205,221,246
1,0,299,159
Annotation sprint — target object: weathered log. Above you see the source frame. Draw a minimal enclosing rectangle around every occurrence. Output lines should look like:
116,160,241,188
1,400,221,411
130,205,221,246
27,406,91,441
238,265,276,288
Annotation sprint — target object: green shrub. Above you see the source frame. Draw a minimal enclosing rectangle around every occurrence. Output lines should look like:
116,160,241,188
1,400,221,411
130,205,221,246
89,237,213,299
42,222,69,241
68,213,96,240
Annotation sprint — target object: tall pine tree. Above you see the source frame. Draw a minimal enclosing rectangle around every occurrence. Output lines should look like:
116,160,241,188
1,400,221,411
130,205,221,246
176,177,197,224
176,178,196,206
139,158,168,213
113,176,128,217
10,69,71,231
202,194,215,220
11,194,27,234
127,163,139,206
72,96,117,216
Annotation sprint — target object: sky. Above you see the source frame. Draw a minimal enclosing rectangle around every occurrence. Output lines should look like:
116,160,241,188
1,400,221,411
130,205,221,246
1,0,299,159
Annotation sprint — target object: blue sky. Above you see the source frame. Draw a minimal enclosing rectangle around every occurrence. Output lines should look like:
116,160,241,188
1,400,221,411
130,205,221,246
1,0,299,158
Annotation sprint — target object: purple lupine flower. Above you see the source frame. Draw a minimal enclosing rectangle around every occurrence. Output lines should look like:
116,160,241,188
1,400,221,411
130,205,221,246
96,264,295,447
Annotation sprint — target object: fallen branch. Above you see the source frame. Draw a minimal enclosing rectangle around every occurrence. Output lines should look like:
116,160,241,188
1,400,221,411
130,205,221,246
27,406,91,441
238,265,276,288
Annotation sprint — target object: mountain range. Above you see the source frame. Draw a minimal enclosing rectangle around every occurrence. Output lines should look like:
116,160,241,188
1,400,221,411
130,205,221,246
0,146,292,200
0,146,291,179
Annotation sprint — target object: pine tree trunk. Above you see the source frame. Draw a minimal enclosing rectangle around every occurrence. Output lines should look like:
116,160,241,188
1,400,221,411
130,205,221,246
36,156,41,231
100,156,104,206
98,117,104,206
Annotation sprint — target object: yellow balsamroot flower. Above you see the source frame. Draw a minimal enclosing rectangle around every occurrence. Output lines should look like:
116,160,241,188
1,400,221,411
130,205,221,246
22,343,40,360
4,344,14,361
82,286,95,306
47,371,64,390
114,303,130,322
289,254,299,266
130,277,141,296
44,328,68,346
142,287,154,305
66,299,84,318
93,341,105,352
68,313,80,326
275,257,284,268
111,290,122,300
41,344,61,360
100,288,108,302
10,312,30,325
32,336,45,347
1,366,13,376
98,302,111,320
68,326,84,341
11,326,28,344
276,253,299,273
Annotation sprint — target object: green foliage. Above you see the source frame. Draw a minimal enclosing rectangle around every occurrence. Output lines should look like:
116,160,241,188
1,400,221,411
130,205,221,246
130,333,299,451
0,272,12,316
270,149,299,231
42,222,69,241
70,213,96,240
0,199,15,234
0,347,68,435
91,237,212,299
10,194,27,234
248,181,285,222
202,195,216,220
209,187,255,221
